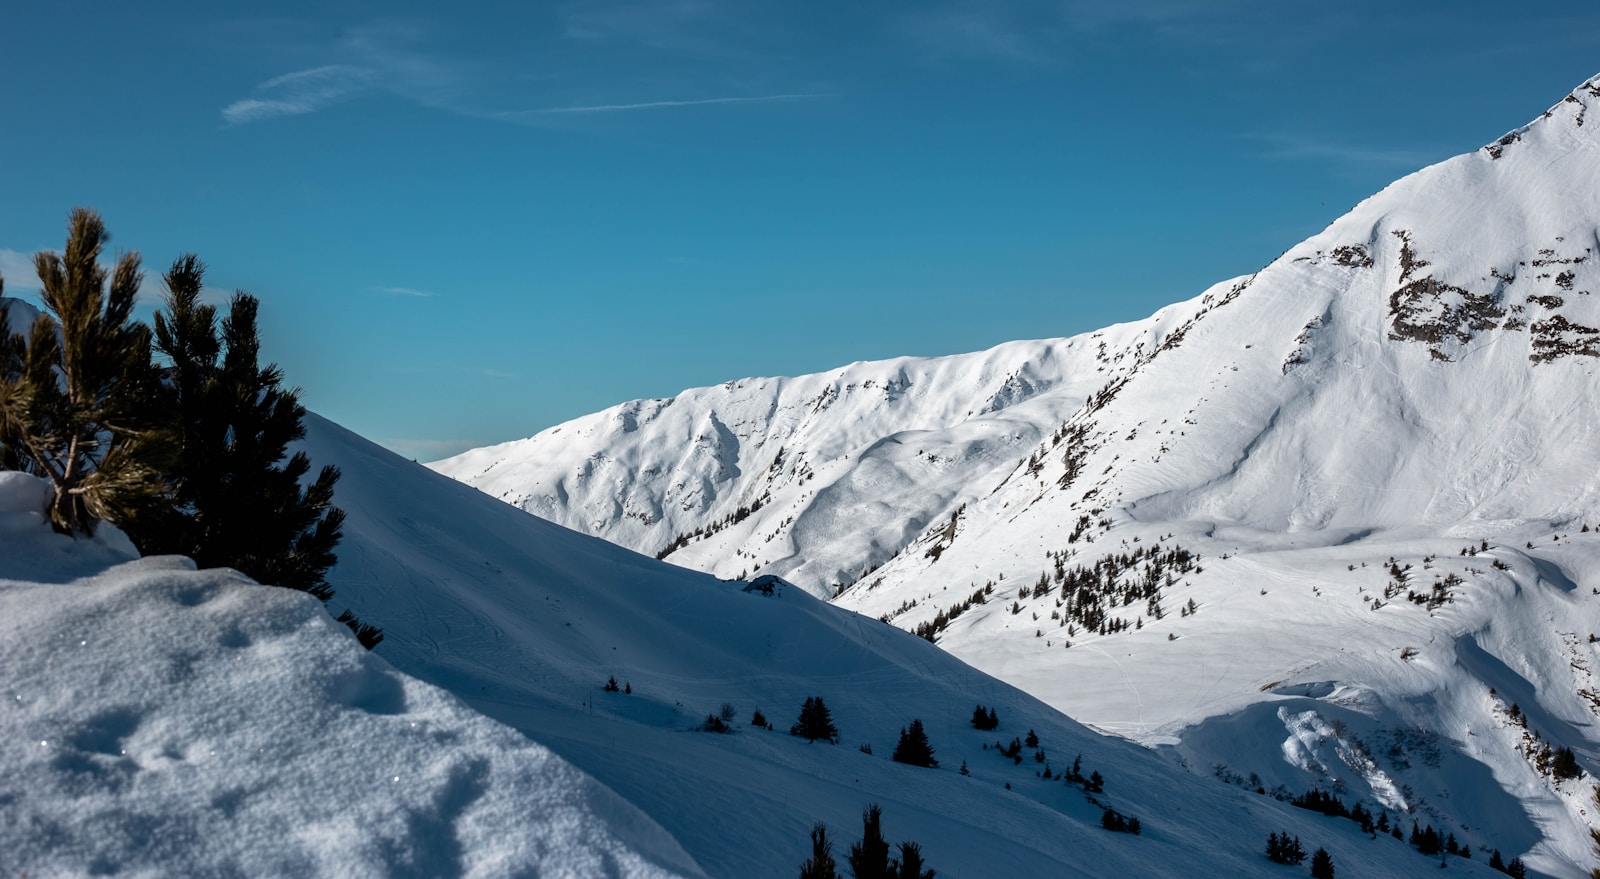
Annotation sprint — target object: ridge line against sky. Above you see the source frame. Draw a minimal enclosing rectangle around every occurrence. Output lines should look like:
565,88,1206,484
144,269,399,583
1,2,1598,460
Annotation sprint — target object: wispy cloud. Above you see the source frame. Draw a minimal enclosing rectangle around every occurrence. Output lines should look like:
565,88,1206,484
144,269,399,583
520,93,829,116
372,285,437,298
223,64,375,124
0,249,40,291
222,16,827,128
221,21,474,125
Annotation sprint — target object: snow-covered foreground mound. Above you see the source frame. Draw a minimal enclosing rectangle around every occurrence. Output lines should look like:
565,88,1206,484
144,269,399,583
0,472,703,878
306,416,1508,878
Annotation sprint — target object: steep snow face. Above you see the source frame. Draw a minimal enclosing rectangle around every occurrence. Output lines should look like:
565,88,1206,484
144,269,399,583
303,416,1493,879
0,473,705,879
432,74,1600,876
431,300,1209,596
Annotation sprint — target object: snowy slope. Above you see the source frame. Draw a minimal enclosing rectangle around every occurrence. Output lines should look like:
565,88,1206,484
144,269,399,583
300,414,1506,878
432,74,1600,876
0,472,704,879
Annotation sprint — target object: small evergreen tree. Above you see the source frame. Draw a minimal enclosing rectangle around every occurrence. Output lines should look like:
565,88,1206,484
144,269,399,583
1554,745,1582,779
0,208,170,535
847,805,892,879
1024,728,1039,748
970,704,999,730
893,841,935,879
1489,849,1505,871
892,719,938,768
604,676,620,692
1310,847,1334,879
134,255,346,601
799,823,837,879
752,709,768,727
1506,856,1527,878
792,696,839,743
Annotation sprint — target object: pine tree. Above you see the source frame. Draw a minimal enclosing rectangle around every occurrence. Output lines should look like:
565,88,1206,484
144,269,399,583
1489,849,1505,871
1554,745,1582,779
893,841,934,879
0,209,170,535
799,823,837,879
970,704,998,730
1507,856,1527,879
131,255,346,601
791,696,839,743
1024,728,1039,748
1310,847,1334,879
892,719,938,768
847,805,892,879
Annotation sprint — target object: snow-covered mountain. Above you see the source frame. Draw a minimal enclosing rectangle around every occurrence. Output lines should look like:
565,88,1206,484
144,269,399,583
433,73,1600,876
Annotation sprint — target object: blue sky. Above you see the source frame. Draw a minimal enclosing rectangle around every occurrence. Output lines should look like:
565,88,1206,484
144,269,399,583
2,2,1597,460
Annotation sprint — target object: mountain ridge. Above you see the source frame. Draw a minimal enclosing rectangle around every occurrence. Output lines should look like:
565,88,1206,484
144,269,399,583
433,71,1600,876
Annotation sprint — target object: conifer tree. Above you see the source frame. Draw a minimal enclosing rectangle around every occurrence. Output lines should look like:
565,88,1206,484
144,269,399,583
847,805,892,879
892,719,938,768
0,209,169,534
1310,847,1334,879
133,255,346,602
792,696,839,743
893,841,934,879
799,823,837,879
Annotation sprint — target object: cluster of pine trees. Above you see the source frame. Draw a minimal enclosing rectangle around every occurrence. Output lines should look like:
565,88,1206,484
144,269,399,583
1027,540,1199,641
0,209,377,646
800,805,933,879
1265,831,1305,864
890,720,936,768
